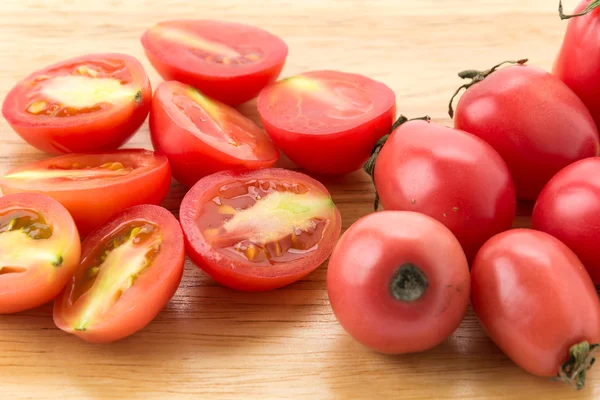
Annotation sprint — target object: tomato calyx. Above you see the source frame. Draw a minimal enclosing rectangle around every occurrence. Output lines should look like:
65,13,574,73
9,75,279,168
556,341,599,390
389,263,429,302
448,59,528,118
559,1,600,20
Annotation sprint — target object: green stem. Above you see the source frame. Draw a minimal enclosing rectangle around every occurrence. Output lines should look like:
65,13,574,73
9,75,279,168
448,59,528,118
559,0,600,20
556,341,599,390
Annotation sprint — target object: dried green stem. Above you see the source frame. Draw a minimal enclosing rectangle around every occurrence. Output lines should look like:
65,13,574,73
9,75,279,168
555,341,599,390
559,0,600,20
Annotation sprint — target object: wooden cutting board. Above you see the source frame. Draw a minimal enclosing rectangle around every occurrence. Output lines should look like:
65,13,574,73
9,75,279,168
0,1,597,399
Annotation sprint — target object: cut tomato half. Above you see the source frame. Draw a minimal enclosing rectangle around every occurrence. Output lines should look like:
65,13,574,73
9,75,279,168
180,168,342,291
1,53,151,154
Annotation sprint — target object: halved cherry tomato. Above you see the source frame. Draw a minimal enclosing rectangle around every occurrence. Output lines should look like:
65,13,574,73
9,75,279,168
141,20,287,105
1,53,151,154
327,211,470,354
0,193,80,314
0,149,171,237
472,229,600,389
53,205,184,343
257,70,396,174
180,168,341,291
532,157,600,284
150,81,278,188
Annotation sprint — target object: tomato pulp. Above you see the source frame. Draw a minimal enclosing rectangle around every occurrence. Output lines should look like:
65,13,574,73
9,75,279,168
1,149,171,237
53,205,185,343
258,70,396,174
2,53,151,154
180,168,341,291
0,193,80,314
150,81,278,188
141,20,287,105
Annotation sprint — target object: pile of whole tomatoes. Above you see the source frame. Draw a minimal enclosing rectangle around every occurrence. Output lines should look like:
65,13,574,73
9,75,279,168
1,0,600,391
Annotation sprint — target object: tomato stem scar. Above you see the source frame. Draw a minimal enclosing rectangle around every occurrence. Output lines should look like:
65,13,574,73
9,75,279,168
52,255,63,267
389,263,429,302
558,0,600,20
556,341,599,390
134,91,142,103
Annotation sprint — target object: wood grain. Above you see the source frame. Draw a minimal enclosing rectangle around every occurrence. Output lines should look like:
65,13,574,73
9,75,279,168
0,0,596,399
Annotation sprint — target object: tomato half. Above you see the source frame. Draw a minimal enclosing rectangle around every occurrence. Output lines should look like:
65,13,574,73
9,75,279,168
0,149,171,237
180,168,341,291
532,157,600,284
257,70,396,174
150,81,278,188
53,205,185,343
0,193,80,314
472,229,600,389
372,119,516,262
327,211,470,354
2,53,151,154
141,20,287,105
452,62,600,200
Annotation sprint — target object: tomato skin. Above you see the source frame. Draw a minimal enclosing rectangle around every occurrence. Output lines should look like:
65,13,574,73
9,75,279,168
554,1,600,130
532,157,600,284
1,53,151,154
180,168,342,291
374,120,516,262
327,211,470,354
0,149,171,237
0,193,80,314
471,229,600,377
53,205,185,343
454,65,600,201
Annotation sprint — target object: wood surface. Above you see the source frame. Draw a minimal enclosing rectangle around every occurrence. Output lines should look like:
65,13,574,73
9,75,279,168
0,0,596,399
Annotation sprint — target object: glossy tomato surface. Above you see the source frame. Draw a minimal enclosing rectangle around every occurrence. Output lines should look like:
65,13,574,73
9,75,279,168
327,211,470,354
258,70,396,174
53,205,185,343
2,53,151,154
472,230,600,383
141,20,287,105
150,81,278,188
374,120,516,262
0,193,80,314
1,149,171,237
454,64,600,200
180,168,341,291
533,157,600,284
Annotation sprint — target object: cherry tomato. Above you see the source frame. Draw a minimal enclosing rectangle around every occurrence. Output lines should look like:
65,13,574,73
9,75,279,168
180,168,341,291
150,81,278,188
327,211,470,354
452,61,600,200
257,70,396,174
141,20,287,106
2,53,151,154
472,229,600,389
0,193,80,314
53,205,185,343
532,157,600,284
371,119,516,262
1,149,171,237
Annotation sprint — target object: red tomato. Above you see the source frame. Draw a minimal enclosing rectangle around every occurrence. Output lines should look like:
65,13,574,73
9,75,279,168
327,211,470,354
533,157,600,284
2,53,151,154
141,20,287,105
472,229,600,389
150,81,278,188
180,168,341,291
1,149,171,237
53,205,185,343
452,62,600,200
0,193,80,314
257,70,396,174
372,119,516,262
555,1,600,130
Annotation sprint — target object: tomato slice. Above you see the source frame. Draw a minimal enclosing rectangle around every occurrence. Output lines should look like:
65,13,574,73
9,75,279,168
150,81,279,188
141,20,288,105
53,205,184,343
257,70,396,174
1,53,151,154
180,168,341,291
0,149,171,237
0,193,80,314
